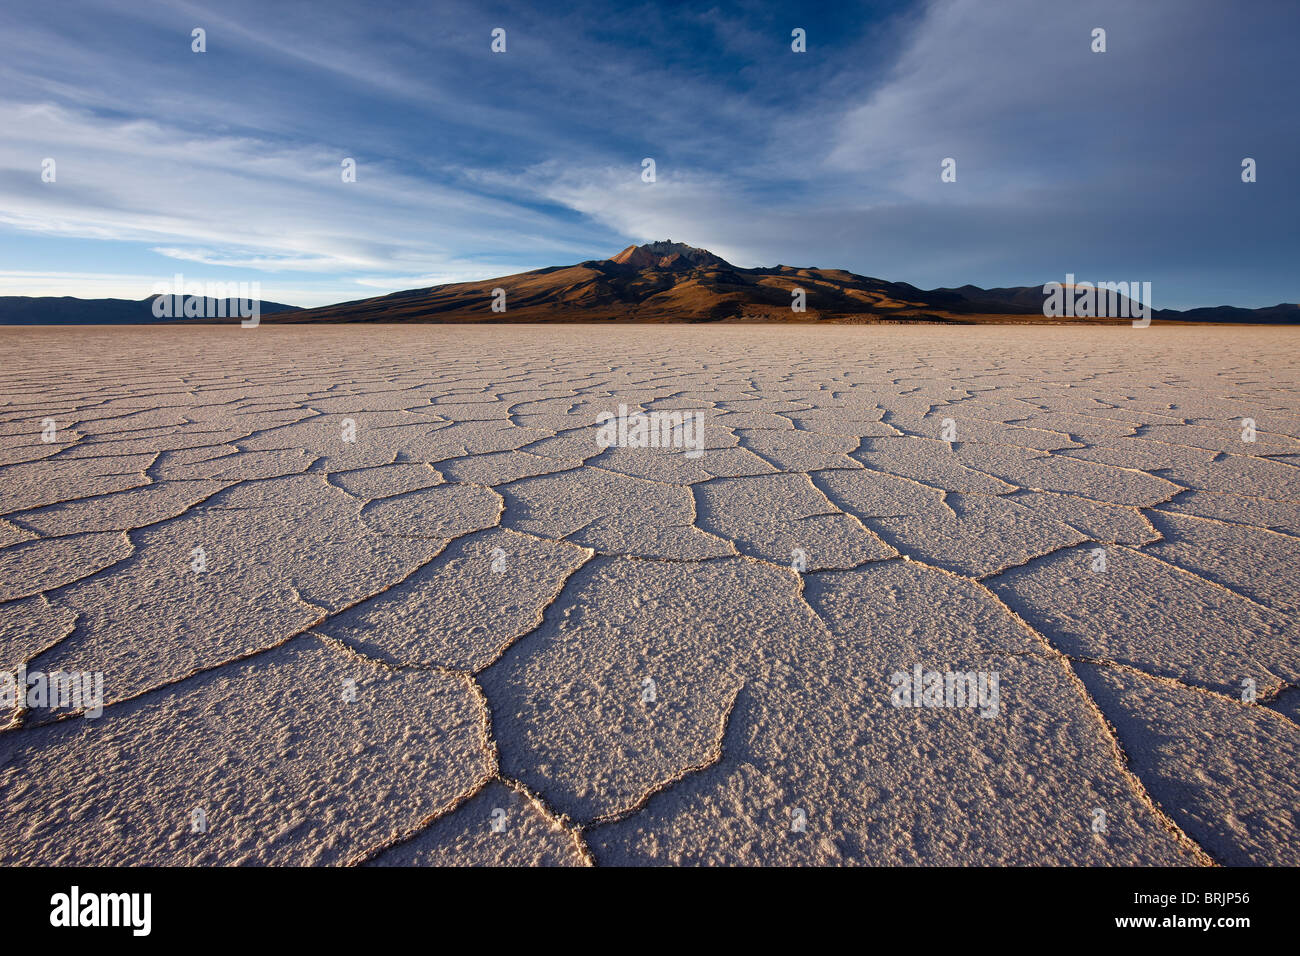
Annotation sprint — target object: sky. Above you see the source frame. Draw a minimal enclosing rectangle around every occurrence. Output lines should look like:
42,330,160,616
0,0,1295,310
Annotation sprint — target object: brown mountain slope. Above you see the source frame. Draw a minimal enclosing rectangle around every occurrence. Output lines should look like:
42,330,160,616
274,242,1298,324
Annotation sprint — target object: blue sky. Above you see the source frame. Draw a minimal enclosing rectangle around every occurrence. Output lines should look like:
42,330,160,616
0,0,1295,309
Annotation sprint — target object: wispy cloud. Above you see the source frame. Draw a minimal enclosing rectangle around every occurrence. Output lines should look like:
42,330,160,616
0,0,1294,309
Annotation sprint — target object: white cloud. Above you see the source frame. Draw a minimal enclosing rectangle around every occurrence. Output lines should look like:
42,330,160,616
0,101,597,285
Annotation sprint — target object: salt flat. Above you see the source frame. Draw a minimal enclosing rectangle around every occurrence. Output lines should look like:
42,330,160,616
0,323,1296,866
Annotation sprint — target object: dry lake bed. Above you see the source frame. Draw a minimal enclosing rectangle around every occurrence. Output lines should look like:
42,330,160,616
0,323,1296,866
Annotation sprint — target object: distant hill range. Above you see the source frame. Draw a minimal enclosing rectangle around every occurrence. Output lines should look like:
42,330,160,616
0,295,301,325
3,243,1295,324
276,242,1298,324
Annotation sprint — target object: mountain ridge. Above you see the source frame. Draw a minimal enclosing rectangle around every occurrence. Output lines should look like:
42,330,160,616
2,244,1295,324
271,243,1296,325
0,295,301,326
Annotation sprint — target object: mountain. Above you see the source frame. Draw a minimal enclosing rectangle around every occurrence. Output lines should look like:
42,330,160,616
0,296,301,325
270,243,1298,325
4,247,1294,324
269,243,1048,324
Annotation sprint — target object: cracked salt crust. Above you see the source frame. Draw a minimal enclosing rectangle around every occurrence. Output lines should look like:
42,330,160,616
0,323,1295,866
